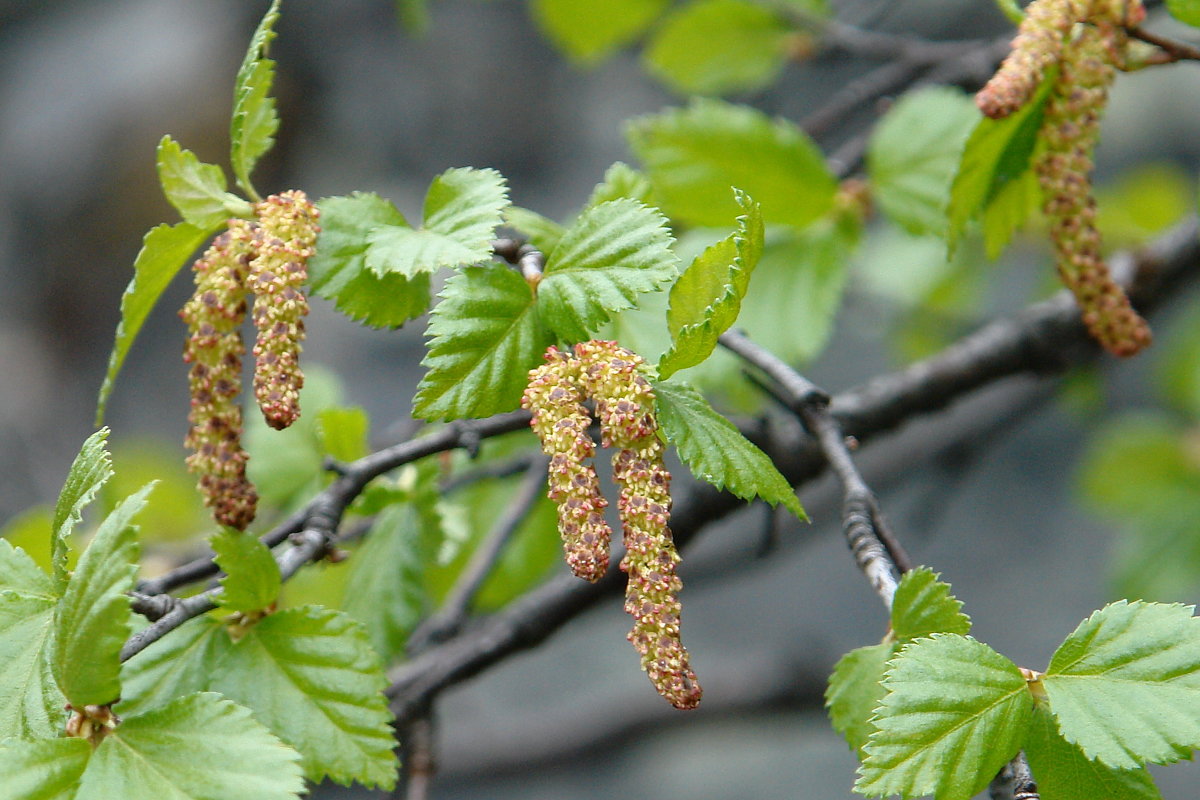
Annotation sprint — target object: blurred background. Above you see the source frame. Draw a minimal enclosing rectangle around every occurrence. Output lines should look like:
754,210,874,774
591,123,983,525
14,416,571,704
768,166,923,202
3,0,1200,797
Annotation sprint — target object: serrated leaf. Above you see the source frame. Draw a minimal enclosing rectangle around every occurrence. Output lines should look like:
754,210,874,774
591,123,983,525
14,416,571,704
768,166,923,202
53,483,152,708
52,428,114,593
0,737,91,800
0,539,52,596
827,642,896,756
530,0,669,63
118,616,225,717
627,98,837,228
1167,0,1200,26
342,501,435,661
0,589,65,740
212,529,282,613
654,380,805,518
659,191,763,378
79,692,304,800
947,70,1054,256
333,270,433,329
156,135,250,229
309,193,408,296
364,167,509,277
1025,705,1159,800
1043,600,1200,768
867,87,978,237
96,221,210,424
857,634,1031,800
890,566,971,642
208,606,398,788
981,167,1041,259
585,161,653,209
504,206,566,253
230,0,282,197
413,265,552,420
317,406,369,462
539,198,679,341
644,0,790,95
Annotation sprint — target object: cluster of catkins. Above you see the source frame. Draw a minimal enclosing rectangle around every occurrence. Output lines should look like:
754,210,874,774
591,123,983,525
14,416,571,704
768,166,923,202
181,190,319,530
976,0,1151,357
522,341,702,710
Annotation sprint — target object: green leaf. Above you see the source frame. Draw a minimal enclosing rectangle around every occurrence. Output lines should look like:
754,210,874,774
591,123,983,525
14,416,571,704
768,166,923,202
78,692,304,800
1043,600,1200,768
890,566,971,642
947,70,1054,256
1167,0,1200,27
503,206,566,253
585,161,653,209
0,538,53,596
539,198,679,341
0,737,91,800
1024,705,1160,800
627,98,837,228
0,588,64,740
530,0,669,63
52,428,114,592
364,167,510,277
472,493,559,610
981,167,1041,259
208,606,398,788
654,380,805,518
117,616,224,717
826,642,896,757
96,221,210,424
212,530,282,613
317,406,370,462
659,191,763,378
857,634,1031,800
342,501,436,661
413,265,552,420
867,87,978,237
644,0,790,95
53,483,152,708
333,270,433,329
155,135,250,229
230,0,282,198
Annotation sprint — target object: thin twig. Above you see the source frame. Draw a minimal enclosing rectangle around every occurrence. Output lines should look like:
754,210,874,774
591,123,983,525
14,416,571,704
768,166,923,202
396,714,437,800
1130,26,1200,63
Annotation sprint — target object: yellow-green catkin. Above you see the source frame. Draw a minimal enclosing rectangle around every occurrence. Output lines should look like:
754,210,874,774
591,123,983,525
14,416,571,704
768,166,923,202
522,347,613,582
181,222,258,530
249,190,319,430
575,340,702,710
976,0,1086,118
1036,23,1151,356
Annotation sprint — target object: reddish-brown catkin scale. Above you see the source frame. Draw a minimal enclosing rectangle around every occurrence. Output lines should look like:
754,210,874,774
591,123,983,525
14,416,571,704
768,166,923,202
976,0,1087,118
522,347,613,582
1035,23,1151,356
249,190,319,430
575,340,702,710
181,222,258,530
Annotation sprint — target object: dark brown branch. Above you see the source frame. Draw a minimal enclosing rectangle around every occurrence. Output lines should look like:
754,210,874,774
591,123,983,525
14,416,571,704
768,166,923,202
1130,26,1200,63
989,752,1039,800
492,237,544,283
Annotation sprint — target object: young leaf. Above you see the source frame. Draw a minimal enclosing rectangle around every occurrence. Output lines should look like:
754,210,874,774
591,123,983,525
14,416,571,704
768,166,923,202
1024,705,1160,800
0,538,53,596
333,270,433,329
530,0,669,63
585,161,653,209
538,198,679,342
890,566,971,642
51,428,114,592
867,87,978,237
504,206,566,253
212,529,282,613
1043,600,1200,768
0,588,64,740
155,135,250,230
857,634,1031,800
78,692,304,800
643,0,790,96
96,221,210,424
53,483,152,709
208,606,398,789
627,98,837,228
413,265,552,420
947,71,1054,256
117,616,225,717
826,642,896,757
1167,0,1200,27
230,0,282,198
659,190,763,378
0,737,91,800
654,380,805,519
317,406,370,462
364,167,510,277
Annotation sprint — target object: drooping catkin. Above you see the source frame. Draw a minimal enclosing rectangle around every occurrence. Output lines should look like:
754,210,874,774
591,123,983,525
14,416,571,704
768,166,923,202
976,0,1086,118
1035,23,1151,356
249,190,319,429
181,222,258,530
